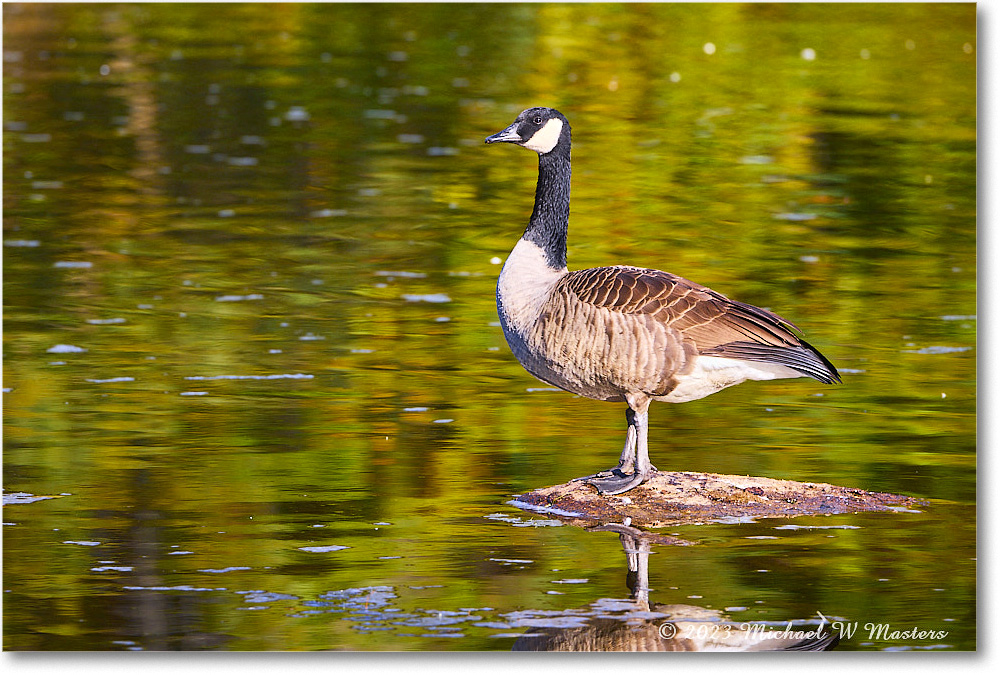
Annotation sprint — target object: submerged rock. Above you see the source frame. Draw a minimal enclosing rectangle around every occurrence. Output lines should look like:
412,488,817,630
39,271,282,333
513,471,921,529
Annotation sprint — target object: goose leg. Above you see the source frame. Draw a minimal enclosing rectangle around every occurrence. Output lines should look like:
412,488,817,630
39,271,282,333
577,400,657,495
586,410,649,494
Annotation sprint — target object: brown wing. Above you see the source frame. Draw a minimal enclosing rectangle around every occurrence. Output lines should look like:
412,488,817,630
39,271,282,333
559,266,840,384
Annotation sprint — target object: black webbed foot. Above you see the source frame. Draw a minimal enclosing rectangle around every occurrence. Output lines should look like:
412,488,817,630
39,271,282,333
571,466,631,483
585,470,649,495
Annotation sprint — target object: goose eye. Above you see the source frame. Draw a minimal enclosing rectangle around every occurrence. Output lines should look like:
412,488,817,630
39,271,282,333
532,116,542,125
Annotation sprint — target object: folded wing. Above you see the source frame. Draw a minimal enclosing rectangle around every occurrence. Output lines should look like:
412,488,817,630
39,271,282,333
559,266,841,385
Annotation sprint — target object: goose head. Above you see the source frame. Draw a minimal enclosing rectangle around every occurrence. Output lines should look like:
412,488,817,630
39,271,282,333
485,107,570,155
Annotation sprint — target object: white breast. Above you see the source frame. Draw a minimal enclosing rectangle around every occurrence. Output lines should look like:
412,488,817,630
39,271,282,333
496,238,566,359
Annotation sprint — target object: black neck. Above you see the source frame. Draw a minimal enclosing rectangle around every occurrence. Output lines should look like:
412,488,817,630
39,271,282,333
524,145,570,270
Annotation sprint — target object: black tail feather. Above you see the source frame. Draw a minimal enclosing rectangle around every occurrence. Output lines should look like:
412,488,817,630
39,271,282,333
704,340,841,384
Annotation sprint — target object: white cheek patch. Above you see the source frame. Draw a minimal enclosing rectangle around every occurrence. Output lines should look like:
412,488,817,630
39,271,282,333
522,118,564,154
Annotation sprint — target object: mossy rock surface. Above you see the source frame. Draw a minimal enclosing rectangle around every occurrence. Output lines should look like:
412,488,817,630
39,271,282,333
512,471,922,529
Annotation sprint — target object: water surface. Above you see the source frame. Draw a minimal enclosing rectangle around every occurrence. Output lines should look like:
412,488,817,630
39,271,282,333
3,2,976,651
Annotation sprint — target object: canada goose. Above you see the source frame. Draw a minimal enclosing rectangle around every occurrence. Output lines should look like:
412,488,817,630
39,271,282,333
485,107,840,495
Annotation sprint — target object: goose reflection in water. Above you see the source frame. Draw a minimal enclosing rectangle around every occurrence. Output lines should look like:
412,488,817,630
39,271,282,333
513,521,839,652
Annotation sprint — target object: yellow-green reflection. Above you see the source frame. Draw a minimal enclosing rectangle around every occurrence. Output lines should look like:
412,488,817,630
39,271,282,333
4,2,974,651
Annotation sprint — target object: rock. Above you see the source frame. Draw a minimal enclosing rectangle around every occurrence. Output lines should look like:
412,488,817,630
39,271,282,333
512,471,921,529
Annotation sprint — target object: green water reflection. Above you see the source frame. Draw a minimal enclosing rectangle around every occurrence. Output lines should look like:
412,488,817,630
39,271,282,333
4,2,975,651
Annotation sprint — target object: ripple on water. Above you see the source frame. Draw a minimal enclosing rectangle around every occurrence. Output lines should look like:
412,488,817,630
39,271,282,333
319,586,397,608
901,345,972,355
374,270,427,279
484,512,564,527
499,609,591,629
237,591,300,604
773,524,862,530
183,373,313,381
123,585,225,592
46,344,87,353
3,492,58,505
773,212,817,221
215,293,264,302
506,500,582,518
401,293,451,303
